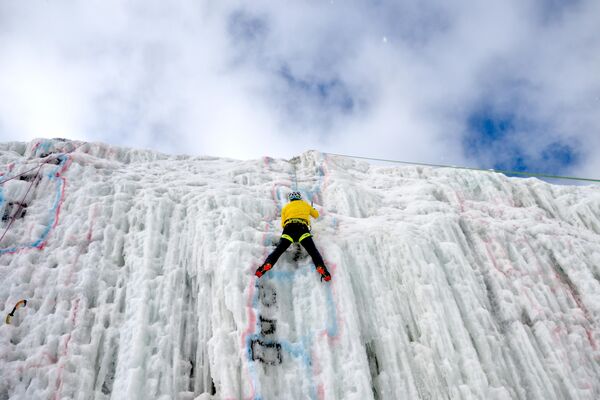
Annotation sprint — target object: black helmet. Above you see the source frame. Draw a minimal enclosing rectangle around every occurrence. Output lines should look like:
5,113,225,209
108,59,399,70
288,191,302,201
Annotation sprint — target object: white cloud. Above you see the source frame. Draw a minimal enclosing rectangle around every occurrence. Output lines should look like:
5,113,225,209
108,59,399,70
0,0,598,180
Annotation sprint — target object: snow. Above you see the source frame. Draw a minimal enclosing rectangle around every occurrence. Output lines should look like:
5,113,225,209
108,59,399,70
1,139,599,400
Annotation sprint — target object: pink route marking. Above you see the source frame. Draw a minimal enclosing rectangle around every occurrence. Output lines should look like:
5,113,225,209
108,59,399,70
455,183,599,370
233,155,343,400
86,205,97,242
17,352,59,374
51,176,66,230
463,192,598,368
53,297,81,400
38,156,72,249
227,159,291,400
2,153,72,254
35,175,67,252
235,276,258,400
306,155,345,399
522,238,598,351
51,198,96,398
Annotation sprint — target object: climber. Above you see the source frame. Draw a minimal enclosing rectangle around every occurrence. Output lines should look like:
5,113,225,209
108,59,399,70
255,191,331,281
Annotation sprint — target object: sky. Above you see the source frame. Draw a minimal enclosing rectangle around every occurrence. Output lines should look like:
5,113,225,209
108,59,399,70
0,0,599,180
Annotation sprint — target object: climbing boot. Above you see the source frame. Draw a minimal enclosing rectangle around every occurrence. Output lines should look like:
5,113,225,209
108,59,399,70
316,266,331,281
255,263,272,278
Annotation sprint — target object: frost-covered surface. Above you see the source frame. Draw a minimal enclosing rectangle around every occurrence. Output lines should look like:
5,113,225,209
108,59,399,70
1,139,599,400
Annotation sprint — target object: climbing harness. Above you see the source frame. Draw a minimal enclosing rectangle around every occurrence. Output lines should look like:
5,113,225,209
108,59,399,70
5,299,27,324
281,232,312,243
283,218,309,227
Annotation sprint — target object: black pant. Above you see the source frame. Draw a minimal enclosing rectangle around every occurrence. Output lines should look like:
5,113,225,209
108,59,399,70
264,223,325,268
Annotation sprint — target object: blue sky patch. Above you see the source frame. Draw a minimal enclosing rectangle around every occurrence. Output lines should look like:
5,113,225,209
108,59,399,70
278,65,355,114
541,142,579,168
228,10,269,44
537,0,581,25
466,110,515,146
464,107,579,175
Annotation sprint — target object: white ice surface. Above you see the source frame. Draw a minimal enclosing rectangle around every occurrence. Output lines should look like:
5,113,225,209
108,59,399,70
0,139,599,400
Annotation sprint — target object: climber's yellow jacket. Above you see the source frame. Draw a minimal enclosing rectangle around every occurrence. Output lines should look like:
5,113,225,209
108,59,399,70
281,200,319,227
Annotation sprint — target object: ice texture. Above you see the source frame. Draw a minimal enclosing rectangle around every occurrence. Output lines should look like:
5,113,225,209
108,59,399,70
1,139,599,400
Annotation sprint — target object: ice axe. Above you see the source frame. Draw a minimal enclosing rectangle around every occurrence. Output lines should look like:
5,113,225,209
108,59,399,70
5,299,27,324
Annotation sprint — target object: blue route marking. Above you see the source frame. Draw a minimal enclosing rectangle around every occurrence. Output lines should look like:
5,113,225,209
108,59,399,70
248,260,337,400
33,140,53,157
324,282,339,337
0,155,68,254
249,155,334,399
305,155,327,204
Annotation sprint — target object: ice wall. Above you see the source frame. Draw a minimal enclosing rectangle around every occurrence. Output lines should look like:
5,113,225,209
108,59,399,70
1,139,599,400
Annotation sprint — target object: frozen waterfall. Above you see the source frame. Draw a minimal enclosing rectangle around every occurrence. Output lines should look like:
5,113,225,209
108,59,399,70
1,139,599,400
